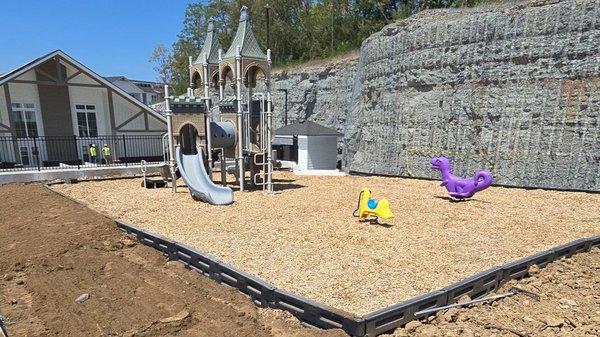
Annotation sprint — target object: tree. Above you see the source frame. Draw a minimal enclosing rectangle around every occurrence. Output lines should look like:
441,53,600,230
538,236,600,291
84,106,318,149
152,0,479,94
149,44,173,85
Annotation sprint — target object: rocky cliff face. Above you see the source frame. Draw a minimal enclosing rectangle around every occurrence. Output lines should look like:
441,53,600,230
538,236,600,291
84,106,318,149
273,0,600,191
270,55,358,133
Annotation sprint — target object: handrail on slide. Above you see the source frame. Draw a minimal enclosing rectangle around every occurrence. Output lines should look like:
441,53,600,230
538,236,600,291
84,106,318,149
175,146,233,205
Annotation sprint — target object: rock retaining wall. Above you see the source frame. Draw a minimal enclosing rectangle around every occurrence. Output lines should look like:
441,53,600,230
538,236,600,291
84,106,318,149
272,0,600,191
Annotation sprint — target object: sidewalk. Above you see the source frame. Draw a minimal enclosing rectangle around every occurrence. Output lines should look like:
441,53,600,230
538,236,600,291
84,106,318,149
0,163,167,185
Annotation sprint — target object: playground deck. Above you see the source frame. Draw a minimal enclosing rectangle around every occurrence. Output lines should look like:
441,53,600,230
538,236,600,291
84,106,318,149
52,172,600,316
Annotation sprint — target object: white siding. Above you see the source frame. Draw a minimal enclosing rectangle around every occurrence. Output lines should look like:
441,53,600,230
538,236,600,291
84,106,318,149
113,94,145,130
147,113,166,131
306,136,337,170
66,70,100,85
68,86,111,135
15,70,36,81
297,135,309,171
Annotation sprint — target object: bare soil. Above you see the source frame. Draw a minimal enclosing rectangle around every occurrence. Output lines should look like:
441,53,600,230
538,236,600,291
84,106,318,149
52,172,600,316
0,183,345,337
386,248,600,337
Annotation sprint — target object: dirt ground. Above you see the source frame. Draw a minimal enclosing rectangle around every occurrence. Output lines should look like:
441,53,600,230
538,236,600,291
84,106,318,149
0,183,345,337
52,172,600,316
385,247,600,337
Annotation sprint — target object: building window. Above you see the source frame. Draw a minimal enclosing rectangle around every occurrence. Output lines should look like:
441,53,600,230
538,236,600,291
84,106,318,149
11,102,38,138
76,104,98,137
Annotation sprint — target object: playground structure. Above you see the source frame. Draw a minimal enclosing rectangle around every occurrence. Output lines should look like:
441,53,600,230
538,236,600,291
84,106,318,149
430,156,493,199
353,188,395,222
162,6,274,204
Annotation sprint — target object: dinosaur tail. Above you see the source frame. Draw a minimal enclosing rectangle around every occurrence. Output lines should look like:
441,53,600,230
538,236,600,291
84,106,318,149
474,171,493,192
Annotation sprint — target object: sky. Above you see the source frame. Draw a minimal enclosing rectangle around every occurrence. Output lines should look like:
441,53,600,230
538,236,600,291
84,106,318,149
0,0,200,81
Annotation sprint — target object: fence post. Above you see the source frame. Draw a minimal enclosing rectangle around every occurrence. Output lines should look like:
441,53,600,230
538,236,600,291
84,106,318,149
33,137,41,171
73,135,80,170
122,134,128,167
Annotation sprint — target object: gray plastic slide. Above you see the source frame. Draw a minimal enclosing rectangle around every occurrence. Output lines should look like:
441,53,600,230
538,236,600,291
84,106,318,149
175,146,233,205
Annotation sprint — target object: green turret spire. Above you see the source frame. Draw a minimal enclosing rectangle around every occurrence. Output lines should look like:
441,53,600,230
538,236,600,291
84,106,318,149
195,18,222,65
223,6,266,60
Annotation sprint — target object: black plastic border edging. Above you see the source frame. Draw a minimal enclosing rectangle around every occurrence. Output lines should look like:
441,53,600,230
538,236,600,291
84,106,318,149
115,221,366,336
361,235,600,336
116,220,599,337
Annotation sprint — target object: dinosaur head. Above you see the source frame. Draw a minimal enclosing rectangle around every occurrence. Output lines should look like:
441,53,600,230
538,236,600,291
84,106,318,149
429,157,451,172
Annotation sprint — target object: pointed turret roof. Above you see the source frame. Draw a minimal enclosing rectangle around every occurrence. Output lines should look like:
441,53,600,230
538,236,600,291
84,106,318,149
222,6,267,60
194,18,222,65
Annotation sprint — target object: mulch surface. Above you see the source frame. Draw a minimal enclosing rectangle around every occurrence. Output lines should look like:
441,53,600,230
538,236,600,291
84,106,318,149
0,183,344,337
53,172,600,315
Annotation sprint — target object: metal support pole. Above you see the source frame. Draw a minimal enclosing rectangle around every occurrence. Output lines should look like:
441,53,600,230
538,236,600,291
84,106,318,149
33,137,40,171
220,148,227,186
218,49,224,101
73,135,80,169
141,160,147,188
203,53,213,177
235,46,244,191
265,5,271,51
122,134,128,167
246,76,252,151
188,56,194,97
164,85,177,193
266,49,273,193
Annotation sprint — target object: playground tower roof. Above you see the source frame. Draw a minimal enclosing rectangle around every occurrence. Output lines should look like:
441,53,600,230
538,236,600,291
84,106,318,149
194,18,222,65
222,6,267,60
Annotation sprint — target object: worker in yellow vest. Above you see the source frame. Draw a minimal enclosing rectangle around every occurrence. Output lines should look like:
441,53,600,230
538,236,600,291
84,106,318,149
88,144,98,164
102,143,112,164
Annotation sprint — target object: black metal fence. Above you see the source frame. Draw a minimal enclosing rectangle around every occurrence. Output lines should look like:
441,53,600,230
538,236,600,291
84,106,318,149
0,135,166,172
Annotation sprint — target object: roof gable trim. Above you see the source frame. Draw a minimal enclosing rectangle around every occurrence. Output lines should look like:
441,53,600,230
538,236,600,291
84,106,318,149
0,50,166,124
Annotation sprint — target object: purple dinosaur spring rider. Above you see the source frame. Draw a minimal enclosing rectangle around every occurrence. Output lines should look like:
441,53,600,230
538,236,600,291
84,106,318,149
430,157,493,199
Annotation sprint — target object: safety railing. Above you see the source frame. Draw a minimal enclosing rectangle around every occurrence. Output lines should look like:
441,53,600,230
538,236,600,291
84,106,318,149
0,135,166,172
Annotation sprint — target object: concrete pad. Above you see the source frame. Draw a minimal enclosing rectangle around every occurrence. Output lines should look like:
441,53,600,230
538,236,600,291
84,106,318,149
0,163,168,185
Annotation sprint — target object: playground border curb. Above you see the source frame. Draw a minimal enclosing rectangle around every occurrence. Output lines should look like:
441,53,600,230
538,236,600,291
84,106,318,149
115,220,599,337
115,220,365,336
43,182,600,336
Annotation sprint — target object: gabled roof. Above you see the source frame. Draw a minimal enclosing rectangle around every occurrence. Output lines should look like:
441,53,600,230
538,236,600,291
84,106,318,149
0,50,165,123
275,121,342,137
194,18,222,65
222,6,266,60
111,79,145,94
105,76,126,82
0,50,59,84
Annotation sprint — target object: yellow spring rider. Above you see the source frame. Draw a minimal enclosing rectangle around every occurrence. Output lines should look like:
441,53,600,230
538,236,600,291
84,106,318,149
352,188,395,222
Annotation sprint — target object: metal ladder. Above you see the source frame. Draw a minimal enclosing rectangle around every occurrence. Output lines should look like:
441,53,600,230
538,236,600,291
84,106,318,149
251,94,271,191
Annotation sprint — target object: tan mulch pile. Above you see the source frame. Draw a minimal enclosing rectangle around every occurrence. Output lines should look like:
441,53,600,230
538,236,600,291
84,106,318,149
53,172,600,316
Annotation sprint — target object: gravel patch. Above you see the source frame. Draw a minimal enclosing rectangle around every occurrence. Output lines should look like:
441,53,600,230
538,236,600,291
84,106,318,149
52,172,600,316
